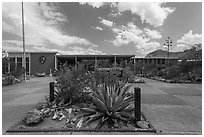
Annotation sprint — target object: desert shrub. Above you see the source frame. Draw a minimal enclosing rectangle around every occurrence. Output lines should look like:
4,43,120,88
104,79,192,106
11,66,25,79
54,64,92,105
2,57,9,74
165,65,181,79
143,64,166,77
121,67,134,81
80,82,135,129
179,61,195,73
2,74,15,86
93,68,121,87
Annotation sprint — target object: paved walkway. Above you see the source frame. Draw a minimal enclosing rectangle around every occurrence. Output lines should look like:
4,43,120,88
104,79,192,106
130,77,202,134
2,77,54,134
2,76,202,135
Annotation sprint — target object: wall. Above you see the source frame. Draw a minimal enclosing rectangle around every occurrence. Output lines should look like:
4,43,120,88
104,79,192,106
30,53,56,75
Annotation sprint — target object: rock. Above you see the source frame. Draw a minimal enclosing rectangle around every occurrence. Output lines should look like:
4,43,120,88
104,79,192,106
71,117,77,123
18,124,26,129
13,78,20,84
25,109,44,126
58,112,66,121
65,118,75,128
52,111,58,120
41,108,51,115
137,121,149,129
65,108,72,114
76,117,83,129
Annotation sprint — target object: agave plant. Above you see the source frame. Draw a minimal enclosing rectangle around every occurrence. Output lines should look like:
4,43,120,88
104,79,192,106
80,82,135,129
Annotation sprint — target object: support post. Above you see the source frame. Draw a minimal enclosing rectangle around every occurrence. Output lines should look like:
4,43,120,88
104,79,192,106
49,82,54,102
49,69,52,77
8,59,10,73
114,56,117,68
75,56,77,69
54,55,57,70
125,60,127,67
134,87,141,121
95,56,97,69
133,57,135,72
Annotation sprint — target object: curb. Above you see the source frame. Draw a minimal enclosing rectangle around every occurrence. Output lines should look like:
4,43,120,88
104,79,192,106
6,112,156,134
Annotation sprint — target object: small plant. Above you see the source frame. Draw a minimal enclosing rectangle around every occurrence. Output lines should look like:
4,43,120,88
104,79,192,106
2,73,15,86
79,82,135,129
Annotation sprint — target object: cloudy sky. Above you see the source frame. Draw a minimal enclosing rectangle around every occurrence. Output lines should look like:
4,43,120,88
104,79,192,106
2,2,202,56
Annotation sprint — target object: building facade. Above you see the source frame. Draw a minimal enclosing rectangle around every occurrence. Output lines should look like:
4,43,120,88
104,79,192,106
6,52,57,76
4,52,179,76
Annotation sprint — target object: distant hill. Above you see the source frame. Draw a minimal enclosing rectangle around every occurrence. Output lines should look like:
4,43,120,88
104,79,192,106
145,49,202,60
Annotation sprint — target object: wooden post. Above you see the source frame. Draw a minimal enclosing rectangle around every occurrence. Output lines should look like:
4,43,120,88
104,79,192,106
49,82,54,102
134,87,141,121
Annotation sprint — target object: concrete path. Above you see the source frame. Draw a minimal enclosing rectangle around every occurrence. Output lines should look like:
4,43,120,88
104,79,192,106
2,77,54,134
130,77,202,134
2,76,202,135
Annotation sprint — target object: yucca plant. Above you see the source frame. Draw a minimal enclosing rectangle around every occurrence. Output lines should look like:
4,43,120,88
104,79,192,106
80,82,135,129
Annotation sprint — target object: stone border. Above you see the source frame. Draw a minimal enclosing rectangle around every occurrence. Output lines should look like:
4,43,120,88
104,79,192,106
6,112,156,133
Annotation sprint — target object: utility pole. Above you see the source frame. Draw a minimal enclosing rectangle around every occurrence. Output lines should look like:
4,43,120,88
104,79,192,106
163,36,173,75
22,2,26,81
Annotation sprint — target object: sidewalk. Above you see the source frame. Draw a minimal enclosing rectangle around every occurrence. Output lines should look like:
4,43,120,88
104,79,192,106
131,78,202,134
2,77,54,134
3,77,202,135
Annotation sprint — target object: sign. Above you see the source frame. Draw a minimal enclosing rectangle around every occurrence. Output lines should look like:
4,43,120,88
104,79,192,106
39,56,46,64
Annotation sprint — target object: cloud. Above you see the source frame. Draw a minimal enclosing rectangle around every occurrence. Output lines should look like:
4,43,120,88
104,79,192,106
79,2,105,8
91,26,103,31
144,28,162,39
112,2,175,27
2,2,98,50
177,30,202,45
2,40,35,52
98,17,114,27
110,22,160,54
2,39,105,55
177,44,186,47
33,46,105,55
78,2,175,27
2,21,16,34
68,47,106,55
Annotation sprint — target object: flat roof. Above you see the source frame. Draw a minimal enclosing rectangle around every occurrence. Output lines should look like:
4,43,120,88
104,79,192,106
57,55,135,58
8,51,58,54
131,57,178,59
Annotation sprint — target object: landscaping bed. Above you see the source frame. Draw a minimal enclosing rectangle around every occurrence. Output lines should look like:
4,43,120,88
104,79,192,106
7,65,155,133
148,76,201,84
7,103,155,133
136,60,202,84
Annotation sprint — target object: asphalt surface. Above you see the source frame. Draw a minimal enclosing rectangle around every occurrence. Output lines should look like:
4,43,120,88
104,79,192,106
130,77,202,134
2,76,202,135
2,77,54,134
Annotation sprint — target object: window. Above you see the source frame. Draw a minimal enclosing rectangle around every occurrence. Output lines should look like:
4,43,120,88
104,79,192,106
17,57,22,62
9,57,16,72
17,57,22,69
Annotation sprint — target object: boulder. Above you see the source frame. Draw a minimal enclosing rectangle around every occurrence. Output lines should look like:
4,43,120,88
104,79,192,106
25,109,44,126
137,121,149,129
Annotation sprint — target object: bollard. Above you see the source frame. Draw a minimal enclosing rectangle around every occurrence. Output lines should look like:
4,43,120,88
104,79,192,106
134,87,141,121
49,82,54,102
